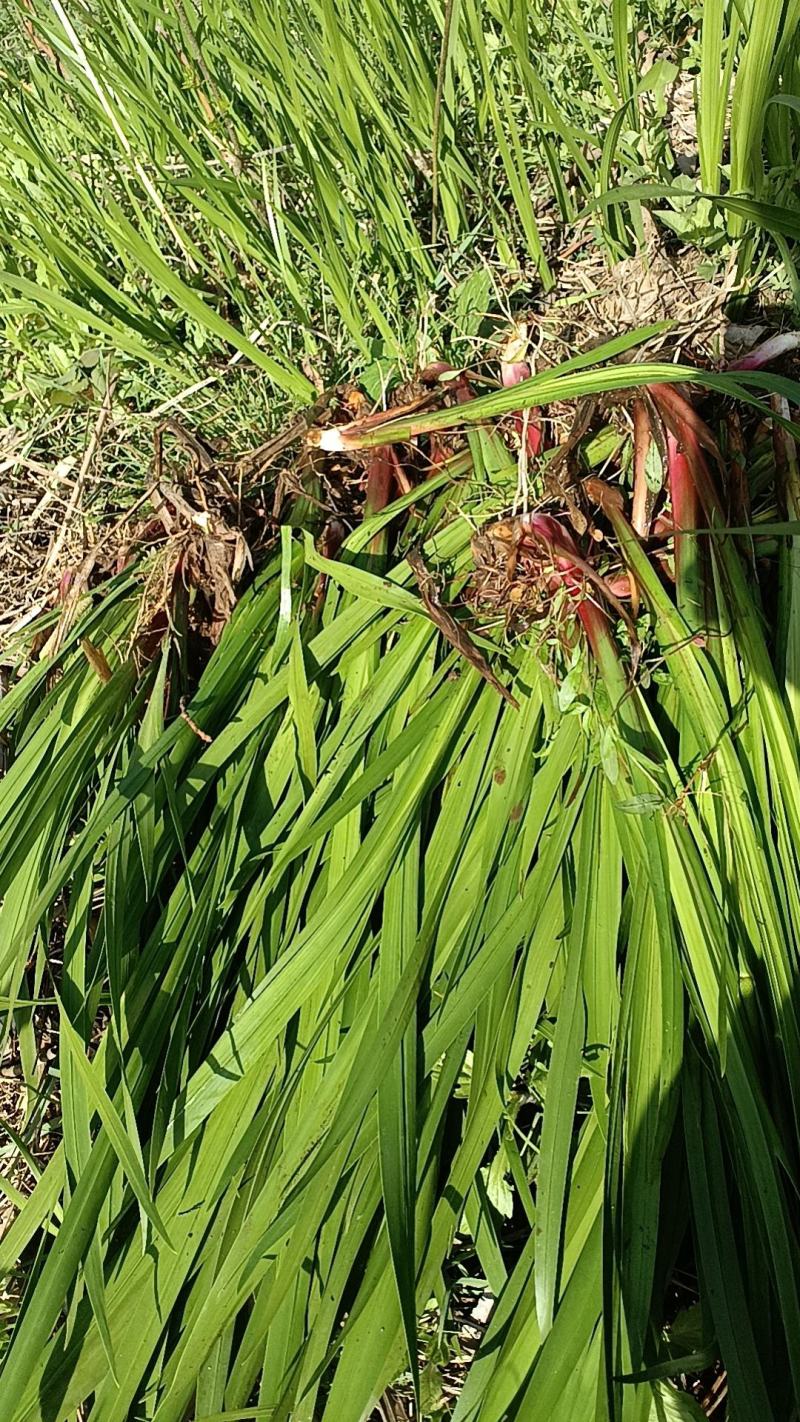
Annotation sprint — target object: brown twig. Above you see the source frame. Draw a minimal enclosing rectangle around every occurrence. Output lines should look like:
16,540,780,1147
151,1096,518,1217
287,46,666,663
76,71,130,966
179,695,213,743
42,376,117,578
239,389,334,483
39,485,155,659
408,549,518,708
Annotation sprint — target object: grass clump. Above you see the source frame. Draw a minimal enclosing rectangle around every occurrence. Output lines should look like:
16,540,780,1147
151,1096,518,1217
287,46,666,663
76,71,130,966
1,0,799,409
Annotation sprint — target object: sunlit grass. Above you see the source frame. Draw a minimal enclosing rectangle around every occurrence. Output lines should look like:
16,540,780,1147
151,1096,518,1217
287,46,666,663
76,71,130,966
2,2,800,1419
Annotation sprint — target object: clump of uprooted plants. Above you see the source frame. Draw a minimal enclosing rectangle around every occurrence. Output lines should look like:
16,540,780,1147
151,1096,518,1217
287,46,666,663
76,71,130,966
4,324,800,1422
303,323,800,697
27,323,800,695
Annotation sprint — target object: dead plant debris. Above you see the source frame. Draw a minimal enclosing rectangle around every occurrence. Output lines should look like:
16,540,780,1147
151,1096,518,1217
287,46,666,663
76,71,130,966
2,234,798,714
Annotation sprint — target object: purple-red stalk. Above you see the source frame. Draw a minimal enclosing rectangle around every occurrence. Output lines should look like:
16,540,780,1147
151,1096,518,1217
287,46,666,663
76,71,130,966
729,331,800,371
521,512,625,694
647,384,721,628
364,445,406,517
665,431,697,590
501,357,544,457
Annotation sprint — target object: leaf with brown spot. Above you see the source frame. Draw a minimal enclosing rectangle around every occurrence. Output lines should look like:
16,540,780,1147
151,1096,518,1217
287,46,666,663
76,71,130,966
80,638,113,684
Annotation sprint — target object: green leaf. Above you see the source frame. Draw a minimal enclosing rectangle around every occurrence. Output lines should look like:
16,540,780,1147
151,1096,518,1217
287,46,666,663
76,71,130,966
289,624,318,790
56,1000,173,1249
535,776,598,1335
484,1147,514,1221
648,1382,706,1421
644,438,664,494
